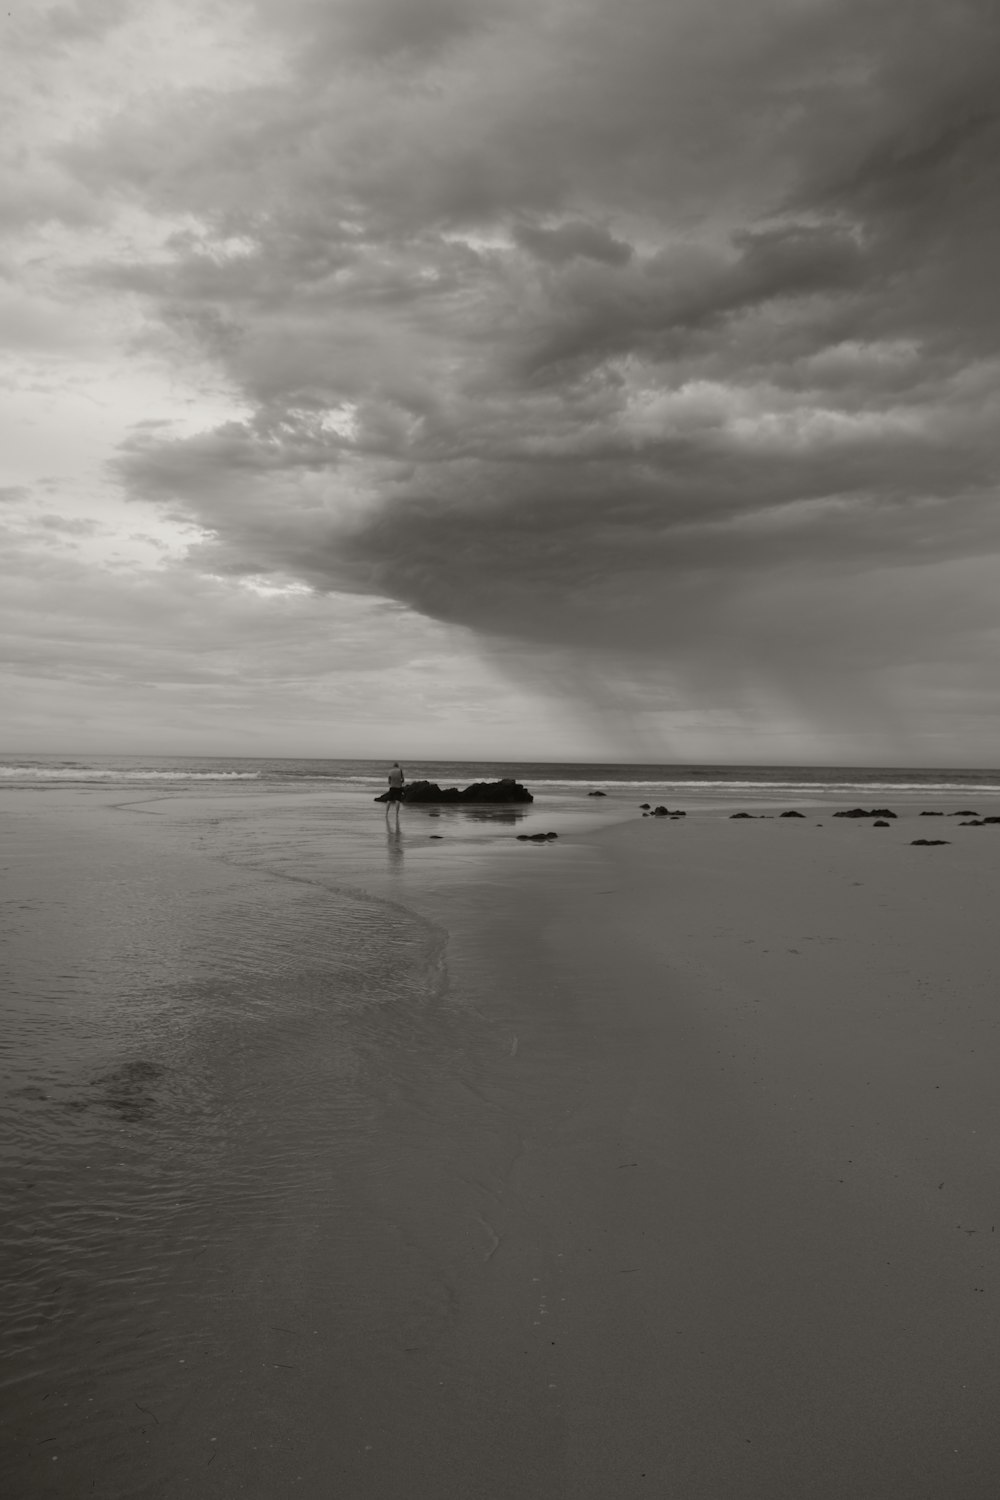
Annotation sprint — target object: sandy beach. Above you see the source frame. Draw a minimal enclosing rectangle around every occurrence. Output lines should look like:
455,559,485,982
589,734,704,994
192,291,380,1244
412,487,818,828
4,787,1000,1496
528,809,1000,1496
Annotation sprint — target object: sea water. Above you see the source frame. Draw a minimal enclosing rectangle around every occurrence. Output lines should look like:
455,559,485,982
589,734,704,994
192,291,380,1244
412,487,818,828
5,751,1000,797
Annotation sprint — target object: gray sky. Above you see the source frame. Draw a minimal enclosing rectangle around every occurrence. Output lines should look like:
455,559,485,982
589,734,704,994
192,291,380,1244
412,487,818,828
4,0,999,762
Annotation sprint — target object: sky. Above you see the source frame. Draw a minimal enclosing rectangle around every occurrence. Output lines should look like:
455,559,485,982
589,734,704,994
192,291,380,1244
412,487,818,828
3,0,999,764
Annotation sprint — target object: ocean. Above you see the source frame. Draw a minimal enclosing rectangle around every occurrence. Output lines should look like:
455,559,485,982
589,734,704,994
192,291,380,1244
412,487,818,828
3,753,998,1494
5,751,1000,796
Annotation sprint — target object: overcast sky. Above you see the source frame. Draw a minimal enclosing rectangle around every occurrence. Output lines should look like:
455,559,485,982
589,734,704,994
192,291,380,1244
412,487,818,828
4,0,999,763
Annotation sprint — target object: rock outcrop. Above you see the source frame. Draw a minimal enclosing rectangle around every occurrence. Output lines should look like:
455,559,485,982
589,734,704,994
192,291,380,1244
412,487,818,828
376,778,533,805
833,807,897,819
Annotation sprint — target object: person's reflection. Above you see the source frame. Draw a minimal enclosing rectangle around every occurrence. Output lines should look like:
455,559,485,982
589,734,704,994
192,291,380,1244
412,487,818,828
385,820,404,870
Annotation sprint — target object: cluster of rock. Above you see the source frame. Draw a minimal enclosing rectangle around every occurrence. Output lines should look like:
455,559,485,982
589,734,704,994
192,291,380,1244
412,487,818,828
641,804,686,817
516,831,559,842
833,807,897,819
729,811,783,819
723,803,997,835
921,810,981,817
376,778,533,805
730,807,892,822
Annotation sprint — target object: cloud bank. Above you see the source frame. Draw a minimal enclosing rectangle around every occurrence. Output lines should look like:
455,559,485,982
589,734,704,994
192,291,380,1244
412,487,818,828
7,0,1000,759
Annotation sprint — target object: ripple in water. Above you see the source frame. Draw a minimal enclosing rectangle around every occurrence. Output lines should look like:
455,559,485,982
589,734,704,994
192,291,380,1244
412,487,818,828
0,801,491,1496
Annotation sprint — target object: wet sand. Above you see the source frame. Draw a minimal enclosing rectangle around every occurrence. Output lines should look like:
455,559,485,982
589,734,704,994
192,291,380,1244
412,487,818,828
525,809,1000,1496
4,791,1000,1496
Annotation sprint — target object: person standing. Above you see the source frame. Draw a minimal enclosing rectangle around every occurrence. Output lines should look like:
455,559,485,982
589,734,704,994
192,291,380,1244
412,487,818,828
386,761,405,818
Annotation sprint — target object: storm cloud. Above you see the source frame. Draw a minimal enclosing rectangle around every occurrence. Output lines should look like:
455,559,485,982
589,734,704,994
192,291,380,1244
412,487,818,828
8,0,1000,758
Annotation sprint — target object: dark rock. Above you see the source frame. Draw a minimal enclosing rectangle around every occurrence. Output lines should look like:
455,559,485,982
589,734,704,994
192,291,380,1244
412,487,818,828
780,810,805,818
920,811,944,816
429,835,443,839
651,806,670,816
982,816,1000,824
960,820,984,826
872,808,897,818
951,810,979,816
730,812,755,819
376,778,533,805
588,790,607,797
911,839,950,846
516,834,530,840
639,803,651,809
873,820,890,827
833,807,897,819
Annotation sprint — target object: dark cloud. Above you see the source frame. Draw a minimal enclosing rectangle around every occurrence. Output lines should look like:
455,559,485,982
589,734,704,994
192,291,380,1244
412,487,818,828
0,523,571,756
289,0,509,63
35,513,102,536
43,0,1000,754
7,0,131,51
513,220,633,267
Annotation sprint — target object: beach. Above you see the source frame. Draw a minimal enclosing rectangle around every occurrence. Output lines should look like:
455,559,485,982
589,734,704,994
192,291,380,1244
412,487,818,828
3,775,1000,1496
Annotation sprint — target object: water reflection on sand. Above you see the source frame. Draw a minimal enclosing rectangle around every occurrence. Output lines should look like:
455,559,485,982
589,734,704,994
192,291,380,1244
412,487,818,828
1,786,515,1496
